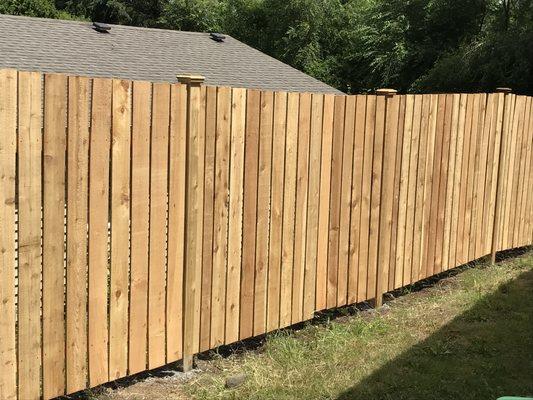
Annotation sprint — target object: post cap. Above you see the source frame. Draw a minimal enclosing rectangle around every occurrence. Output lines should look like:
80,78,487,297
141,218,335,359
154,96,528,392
376,88,397,96
176,74,205,85
495,87,512,93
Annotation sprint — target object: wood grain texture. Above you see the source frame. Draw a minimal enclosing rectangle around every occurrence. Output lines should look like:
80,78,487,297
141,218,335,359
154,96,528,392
303,94,324,317
240,89,260,339
292,92,311,322
167,83,187,360
254,91,274,334
109,79,132,380
66,76,90,392
148,83,170,368
129,80,152,373
200,86,217,351
348,96,366,301
280,92,299,327
17,71,43,400
337,95,356,306
43,73,68,399
267,91,287,330
226,87,246,343
0,69,18,400
88,78,112,387
211,87,231,347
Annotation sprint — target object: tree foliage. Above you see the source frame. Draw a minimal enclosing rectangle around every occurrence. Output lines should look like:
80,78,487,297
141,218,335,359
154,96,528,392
1,0,531,94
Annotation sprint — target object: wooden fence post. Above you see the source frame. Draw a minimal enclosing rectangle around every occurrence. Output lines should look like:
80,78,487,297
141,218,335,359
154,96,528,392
375,88,397,307
178,74,205,372
490,87,512,264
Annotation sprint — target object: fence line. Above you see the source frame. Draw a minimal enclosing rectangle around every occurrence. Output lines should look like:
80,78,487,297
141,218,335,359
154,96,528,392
0,69,532,399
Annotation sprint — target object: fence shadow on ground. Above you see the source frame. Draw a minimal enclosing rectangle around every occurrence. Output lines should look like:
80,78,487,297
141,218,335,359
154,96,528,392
337,268,533,400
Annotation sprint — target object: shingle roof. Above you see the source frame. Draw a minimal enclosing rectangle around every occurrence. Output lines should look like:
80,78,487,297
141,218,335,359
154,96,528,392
0,14,342,94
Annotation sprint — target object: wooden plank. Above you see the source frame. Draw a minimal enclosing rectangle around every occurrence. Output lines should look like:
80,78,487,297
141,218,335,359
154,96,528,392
523,102,533,244
367,95,384,299
425,94,446,277
448,94,467,269
434,94,453,273
420,95,438,279
348,96,366,301
303,94,324,317
240,89,260,339
167,83,187,360
473,94,490,259
513,97,529,247
508,97,524,247
518,99,533,244
491,93,508,255
109,79,132,380
267,91,287,330
254,91,274,333
403,95,421,285
129,80,152,373
183,83,206,361
292,92,311,322
412,95,430,280
200,86,217,351
226,87,246,343
482,94,500,255
442,94,459,270
148,82,170,368
389,96,406,287
326,96,345,308
465,94,481,261
17,71,42,400
43,73,67,399
376,94,399,300
66,76,90,392
211,87,231,347
88,77,112,387
0,69,18,400
280,92,299,327
337,95,356,306
502,95,518,248
316,94,335,308
456,94,474,265
357,95,375,301
395,95,414,287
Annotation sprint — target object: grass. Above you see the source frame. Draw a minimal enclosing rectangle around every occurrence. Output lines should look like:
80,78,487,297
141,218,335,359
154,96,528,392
94,248,533,400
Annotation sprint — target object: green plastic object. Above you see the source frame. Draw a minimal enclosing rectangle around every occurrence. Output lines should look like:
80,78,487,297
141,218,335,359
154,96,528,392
497,397,533,400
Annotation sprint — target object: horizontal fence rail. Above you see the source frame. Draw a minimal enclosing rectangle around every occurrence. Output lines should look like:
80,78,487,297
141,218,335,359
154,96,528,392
0,69,532,399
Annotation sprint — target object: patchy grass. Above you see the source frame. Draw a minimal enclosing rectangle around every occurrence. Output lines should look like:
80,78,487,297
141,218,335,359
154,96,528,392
93,249,533,400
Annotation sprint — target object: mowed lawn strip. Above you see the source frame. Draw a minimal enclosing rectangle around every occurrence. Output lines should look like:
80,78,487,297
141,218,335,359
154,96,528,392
94,249,533,400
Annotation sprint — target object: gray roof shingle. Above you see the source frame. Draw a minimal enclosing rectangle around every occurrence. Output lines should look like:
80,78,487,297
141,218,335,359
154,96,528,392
0,14,342,94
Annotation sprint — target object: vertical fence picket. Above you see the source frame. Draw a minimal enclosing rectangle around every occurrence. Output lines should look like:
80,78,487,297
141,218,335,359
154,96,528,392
88,77,112,387
43,73,68,399
109,79,132,380
129,81,152,373
17,71,42,400
0,69,18,400
240,89,260,339
254,91,274,334
66,75,90,392
293,92,311,321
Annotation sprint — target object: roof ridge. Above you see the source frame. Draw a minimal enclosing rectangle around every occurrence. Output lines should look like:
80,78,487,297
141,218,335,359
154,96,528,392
0,13,227,37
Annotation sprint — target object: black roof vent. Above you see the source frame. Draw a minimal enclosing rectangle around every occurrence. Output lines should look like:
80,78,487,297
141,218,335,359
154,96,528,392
93,22,111,33
210,32,226,42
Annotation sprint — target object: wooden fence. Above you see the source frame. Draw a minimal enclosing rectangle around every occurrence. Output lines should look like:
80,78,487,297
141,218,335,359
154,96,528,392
0,69,532,400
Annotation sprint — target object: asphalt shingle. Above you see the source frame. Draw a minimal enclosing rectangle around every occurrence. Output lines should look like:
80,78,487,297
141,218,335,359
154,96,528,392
0,14,342,94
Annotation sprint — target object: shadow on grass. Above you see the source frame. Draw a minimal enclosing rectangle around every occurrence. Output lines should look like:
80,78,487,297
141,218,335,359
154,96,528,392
337,269,533,400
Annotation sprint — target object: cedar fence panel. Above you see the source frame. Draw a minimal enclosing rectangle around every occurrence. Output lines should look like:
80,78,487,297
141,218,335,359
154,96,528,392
0,69,531,399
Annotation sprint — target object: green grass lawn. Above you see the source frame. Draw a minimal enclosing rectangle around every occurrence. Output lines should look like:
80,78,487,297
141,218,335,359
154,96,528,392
96,248,533,400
